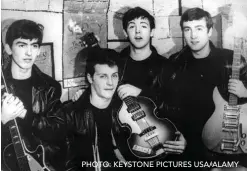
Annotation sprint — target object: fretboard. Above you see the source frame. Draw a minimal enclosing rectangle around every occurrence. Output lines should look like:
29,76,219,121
229,37,241,106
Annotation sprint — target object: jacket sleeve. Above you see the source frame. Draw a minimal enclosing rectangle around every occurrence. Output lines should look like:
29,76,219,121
32,83,68,143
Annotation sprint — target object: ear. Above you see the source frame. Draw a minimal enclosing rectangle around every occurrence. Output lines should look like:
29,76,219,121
87,73,93,84
208,27,213,37
4,44,12,55
150,29,154,38
123,30,128,38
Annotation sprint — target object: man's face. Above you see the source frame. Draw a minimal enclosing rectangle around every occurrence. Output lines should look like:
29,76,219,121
88,64,119,100
6,38,40,70
124,17,154,49
182,18,212,52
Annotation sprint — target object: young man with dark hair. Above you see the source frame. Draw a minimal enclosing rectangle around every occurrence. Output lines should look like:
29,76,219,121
60,48,130,171
1,19,65,170
160,7,247,170
118,6,186,155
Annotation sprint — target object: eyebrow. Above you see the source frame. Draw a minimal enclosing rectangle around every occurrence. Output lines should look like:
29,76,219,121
96,72,119,75
16,41,39,45
128,20,149,25
183,25,205,29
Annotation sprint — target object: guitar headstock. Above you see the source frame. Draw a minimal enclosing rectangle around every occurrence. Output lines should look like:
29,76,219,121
80,32,99,48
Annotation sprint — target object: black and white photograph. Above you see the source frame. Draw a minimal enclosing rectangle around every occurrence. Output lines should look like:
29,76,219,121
1,0,247,171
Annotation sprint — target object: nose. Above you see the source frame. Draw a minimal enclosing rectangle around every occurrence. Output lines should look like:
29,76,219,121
135,25,140,34
26,46,32,56
107,77,113,85
191,30,197,39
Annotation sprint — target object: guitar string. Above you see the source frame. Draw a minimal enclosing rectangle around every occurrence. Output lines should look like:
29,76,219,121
125,97,161,151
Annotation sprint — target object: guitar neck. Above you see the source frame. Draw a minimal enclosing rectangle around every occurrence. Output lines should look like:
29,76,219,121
8,119,26,158
229,37,241,106
123,96,141,113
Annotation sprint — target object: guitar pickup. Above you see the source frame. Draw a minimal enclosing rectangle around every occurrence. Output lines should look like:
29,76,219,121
132,111,146,121
222,128,238,132
223,113,239,119
222,121,238,128
221,143,238,152
140,126,156,137
224,105,240,112
222,139,238,144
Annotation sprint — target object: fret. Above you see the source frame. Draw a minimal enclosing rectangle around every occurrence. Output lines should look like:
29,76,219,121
8,120,26,158
229,37,242,105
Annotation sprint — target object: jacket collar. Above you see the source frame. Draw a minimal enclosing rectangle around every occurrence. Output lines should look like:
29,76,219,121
120,45,159,60
3,62,48,90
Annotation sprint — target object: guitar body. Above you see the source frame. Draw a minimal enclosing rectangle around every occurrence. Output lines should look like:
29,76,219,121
118,96,177,159
3,140,50,171
202,87,247,154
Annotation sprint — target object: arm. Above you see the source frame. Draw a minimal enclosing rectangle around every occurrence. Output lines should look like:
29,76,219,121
32,85,68,143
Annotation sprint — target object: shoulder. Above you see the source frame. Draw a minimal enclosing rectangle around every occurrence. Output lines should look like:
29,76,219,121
212,47,234,66
32,65,61,92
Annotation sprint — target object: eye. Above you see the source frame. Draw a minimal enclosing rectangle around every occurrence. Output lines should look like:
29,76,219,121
100,75,106,78
32,44,39,48
112,74,119,78
18,44,25,48
196,27,202,31
183,28,190,32
128,25,135,29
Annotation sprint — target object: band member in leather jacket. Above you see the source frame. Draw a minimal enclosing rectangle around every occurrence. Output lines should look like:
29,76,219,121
158,8,247,170
1,19,66,171
63,48,130,171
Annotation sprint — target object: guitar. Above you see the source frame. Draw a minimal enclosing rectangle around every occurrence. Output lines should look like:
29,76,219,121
202,37,247,154
118,96,178,159
1,69,50,171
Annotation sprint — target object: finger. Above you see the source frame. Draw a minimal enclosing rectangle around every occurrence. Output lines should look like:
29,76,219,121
228,89,237,95
229,79,237,83
117,84,126,92
163,144,185,149
7,95,17,104
121,92,129,99
3,93,13,103
163,148,183,154
18,109,27,119
164,141,184,146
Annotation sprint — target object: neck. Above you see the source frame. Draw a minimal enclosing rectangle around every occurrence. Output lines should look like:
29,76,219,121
11,62,32,80
90,90,112,109
192,41,211,59
130,44,152,61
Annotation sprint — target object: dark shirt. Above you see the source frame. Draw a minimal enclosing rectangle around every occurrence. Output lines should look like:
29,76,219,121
91,103,118,163
12,78,33,142
123,56,154,90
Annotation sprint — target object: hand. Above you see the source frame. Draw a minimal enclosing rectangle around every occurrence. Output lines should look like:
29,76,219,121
228,79,247,98
71,89,83,102
1,93,27,124
163,131,187,154
117,84,141,100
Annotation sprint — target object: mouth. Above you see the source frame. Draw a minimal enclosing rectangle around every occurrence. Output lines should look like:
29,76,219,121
135,37,143,41
191,41,199,45
105,88,114,91
23,59,33,63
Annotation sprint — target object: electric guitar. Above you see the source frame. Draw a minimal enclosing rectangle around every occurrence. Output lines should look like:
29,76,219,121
1,69,51,171
202,37,247,154
118,96,178,159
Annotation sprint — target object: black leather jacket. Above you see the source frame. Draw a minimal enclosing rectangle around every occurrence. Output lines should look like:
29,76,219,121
1,63,65,170
63,88,130,171
169,41,247,104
